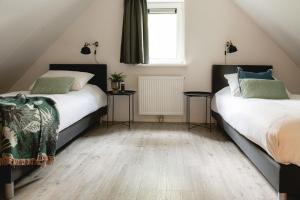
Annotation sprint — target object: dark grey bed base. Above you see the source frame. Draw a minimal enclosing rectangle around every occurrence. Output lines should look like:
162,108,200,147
0,64,108,199
212,65,300,199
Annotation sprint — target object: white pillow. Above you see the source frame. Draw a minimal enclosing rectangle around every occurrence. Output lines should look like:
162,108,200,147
224,73,241,96
30,70,94,91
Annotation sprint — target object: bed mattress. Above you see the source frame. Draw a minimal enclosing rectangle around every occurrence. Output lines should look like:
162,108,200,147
212,87,300,166
2,84,107,132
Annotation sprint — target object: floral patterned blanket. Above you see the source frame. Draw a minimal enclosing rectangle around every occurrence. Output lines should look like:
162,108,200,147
0,94,59,166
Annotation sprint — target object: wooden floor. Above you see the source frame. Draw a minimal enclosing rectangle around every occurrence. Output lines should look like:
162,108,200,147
10,123,276,200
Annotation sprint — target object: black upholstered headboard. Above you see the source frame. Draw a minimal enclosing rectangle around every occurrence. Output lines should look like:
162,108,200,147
49,64,107,92
212,65,273,94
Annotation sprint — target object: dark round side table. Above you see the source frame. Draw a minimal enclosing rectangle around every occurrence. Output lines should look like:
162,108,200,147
106,90,136,128
184,91,212,131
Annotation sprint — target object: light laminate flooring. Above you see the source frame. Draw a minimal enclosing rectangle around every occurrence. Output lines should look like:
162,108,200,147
11,123,276,200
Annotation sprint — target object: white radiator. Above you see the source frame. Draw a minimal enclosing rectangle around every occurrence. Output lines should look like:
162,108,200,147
138,76,184,116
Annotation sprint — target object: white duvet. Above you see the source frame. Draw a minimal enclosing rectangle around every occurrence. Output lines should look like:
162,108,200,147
212,87,300,166
2,84,107,132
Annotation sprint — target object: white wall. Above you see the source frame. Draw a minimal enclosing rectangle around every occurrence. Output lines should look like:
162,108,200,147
12,0,300,123
0,0,94,93
233,0,300,68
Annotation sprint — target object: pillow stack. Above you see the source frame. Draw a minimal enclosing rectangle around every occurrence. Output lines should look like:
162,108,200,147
30,70,95,94
224,67,289,99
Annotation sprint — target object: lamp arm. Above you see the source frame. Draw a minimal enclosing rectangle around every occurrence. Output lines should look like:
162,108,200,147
93,42,100,64
225,43,228,64
93,42,99,55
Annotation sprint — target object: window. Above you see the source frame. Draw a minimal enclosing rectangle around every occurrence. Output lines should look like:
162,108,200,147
147,1,185,64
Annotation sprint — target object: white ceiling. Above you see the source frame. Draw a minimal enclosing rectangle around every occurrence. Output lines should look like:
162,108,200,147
233,0,300,66
0,0,94,92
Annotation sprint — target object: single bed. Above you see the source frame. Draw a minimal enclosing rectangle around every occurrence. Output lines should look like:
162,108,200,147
0,64,108,199
212,86,300,166
211,65,300,200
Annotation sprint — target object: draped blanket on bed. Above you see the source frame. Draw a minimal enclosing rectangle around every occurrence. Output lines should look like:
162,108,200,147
0,94,59,166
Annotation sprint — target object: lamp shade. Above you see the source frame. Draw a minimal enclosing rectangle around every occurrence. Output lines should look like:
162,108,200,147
227,43,238,54
81,46,91,55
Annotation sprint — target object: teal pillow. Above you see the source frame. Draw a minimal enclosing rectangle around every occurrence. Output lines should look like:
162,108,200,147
238,67,273,80
31,77,75,94
240,79,289,99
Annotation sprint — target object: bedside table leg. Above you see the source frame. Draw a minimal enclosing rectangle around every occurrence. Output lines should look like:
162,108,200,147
187,96,191,130
128,95,131,128
107,95,109,128
132,94,134,123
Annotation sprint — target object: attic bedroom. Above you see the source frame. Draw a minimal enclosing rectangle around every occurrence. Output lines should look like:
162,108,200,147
1,0,300,200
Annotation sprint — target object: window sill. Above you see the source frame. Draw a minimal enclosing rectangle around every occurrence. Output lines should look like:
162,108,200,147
137,63,187,68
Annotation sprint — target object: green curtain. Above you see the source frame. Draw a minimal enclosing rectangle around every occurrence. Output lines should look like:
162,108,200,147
120,0,149,64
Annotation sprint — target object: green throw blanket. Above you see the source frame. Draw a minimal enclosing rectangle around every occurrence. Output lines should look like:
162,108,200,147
0,94,59,166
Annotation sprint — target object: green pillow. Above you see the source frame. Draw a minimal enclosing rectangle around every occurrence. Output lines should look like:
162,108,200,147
31,77,75,94
240,79,289,99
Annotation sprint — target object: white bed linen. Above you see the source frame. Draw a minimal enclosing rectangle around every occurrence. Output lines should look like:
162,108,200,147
212,87,300,166
2,84,107,132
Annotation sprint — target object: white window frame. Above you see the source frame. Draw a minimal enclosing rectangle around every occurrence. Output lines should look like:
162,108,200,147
147,1,185,65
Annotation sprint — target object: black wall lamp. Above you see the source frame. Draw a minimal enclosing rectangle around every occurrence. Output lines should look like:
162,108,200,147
81,41,100,63
81,41,99,55
225,41,238,64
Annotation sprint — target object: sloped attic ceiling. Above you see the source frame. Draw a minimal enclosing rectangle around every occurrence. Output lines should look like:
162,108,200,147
0,0,95,93
233,0,300,66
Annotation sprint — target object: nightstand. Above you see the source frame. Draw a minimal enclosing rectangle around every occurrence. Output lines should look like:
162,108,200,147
106,90,136,128
184,91,212,131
